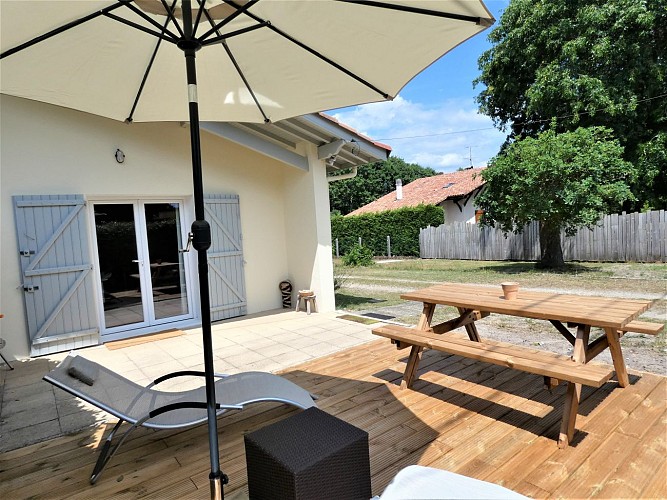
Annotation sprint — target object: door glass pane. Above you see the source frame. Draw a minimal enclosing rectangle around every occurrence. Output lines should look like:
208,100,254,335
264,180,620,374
94,204,145,328
144,203,189,320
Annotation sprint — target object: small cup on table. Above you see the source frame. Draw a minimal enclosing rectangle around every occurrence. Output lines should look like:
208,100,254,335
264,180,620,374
501,282,519,300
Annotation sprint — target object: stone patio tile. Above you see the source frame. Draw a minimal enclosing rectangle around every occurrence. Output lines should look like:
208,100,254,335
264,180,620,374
124,346,178,368
271,350,315,369
2,378,52,401
162,341,208,359
59,410,108,435
2,360,51,390
1,386,55,417
0,419,61,453
218,349,266,367
269,331,304,343
55,393,101,418
298,342,340,358
0,403,57,432
236,357,284,372
213,343,249,359
292,325,329,336
250,343,294,358
137,359,188,382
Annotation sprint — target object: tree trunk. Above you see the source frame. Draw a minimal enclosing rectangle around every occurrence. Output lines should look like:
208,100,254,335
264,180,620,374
537,221,565,269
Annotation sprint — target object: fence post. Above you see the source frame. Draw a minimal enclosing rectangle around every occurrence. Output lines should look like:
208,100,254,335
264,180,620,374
387,235,391,258
335,238,339,258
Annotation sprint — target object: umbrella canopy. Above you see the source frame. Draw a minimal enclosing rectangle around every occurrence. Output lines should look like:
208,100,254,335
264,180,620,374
1,1,493,498
1,0,493,124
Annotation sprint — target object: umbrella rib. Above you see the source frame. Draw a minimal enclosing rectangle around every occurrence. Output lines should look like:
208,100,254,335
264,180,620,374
118,2,181,41
104,12,179,43
237,9,390,99
200,23,269,46
197,0,260,42
159,0,185,38
335,0,490,25
0,3,126,60
199,7,270,123
126,18,173,122
223,41,270,123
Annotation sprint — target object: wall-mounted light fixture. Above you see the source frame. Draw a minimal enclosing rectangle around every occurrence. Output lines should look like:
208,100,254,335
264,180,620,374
115,149,125,164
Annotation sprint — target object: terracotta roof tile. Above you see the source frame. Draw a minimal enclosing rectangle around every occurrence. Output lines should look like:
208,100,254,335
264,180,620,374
348,167,486,216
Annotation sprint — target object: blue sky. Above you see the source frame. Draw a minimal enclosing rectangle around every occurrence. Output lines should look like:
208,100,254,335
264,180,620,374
332,0,510,173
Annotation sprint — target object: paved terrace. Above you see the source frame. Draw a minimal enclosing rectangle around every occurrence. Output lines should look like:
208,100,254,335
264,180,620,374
0,310,375,452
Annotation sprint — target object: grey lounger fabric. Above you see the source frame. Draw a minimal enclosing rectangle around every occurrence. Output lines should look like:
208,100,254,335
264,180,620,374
44,354,316,483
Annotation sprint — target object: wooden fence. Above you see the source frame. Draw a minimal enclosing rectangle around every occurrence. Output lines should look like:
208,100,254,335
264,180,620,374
420,210,666,262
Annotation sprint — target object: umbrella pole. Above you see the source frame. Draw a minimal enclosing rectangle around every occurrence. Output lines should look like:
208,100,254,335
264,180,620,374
185,51,225,499
181,3,225,499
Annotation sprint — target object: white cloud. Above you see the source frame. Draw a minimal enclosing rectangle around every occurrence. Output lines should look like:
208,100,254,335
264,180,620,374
332,96,507,172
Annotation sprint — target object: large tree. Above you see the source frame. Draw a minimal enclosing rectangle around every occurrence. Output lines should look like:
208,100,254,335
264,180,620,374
475,0,666,210
328,157,437,215
476,126,635,268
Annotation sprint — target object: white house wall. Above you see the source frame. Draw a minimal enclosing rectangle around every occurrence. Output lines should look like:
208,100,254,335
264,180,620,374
283,144,336,313
0,96,334,359
443,199,478,224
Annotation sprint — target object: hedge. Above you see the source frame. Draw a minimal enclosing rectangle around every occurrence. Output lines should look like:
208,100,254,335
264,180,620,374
331,204,444,257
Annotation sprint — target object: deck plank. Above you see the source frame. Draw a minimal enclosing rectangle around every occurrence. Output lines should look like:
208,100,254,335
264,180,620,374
0,340,665,499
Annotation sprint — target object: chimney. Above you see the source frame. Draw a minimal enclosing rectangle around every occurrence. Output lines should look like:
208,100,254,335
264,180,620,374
396,179,403,200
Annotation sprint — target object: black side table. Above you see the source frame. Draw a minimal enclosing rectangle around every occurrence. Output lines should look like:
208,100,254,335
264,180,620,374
244,407,371,500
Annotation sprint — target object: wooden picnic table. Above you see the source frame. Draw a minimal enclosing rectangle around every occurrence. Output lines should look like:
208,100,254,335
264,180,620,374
373,282,660,447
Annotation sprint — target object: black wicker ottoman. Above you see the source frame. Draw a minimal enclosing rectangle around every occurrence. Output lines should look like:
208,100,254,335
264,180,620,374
244,407,371,500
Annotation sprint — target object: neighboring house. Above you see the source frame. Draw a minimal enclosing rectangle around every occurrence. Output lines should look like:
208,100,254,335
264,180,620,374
0,96,389,359
348,167,486,223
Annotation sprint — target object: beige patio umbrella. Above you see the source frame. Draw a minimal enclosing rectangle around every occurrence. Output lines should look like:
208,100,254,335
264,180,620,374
0,1,493,497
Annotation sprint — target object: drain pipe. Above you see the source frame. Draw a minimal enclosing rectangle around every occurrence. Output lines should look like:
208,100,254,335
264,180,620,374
320,139,360,182
327,166,358,182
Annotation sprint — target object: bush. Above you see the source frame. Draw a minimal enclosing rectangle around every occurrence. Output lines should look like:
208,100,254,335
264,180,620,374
331,204,444,257
341,244,375,267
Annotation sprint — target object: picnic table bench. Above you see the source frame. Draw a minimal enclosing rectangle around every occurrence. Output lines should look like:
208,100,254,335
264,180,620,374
372,283,662,448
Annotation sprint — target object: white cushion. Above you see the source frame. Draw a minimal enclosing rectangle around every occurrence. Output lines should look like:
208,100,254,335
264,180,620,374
378,465,530,500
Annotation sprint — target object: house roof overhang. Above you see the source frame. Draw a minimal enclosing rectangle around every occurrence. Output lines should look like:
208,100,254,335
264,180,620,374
201,113,390,173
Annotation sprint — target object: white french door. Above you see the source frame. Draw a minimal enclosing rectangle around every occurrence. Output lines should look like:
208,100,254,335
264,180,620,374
92,200,194,337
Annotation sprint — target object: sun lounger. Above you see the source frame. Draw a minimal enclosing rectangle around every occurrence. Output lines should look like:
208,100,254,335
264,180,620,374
44,354,316,483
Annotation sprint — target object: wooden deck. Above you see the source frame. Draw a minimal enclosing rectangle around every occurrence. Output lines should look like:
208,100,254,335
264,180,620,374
1,340,665,499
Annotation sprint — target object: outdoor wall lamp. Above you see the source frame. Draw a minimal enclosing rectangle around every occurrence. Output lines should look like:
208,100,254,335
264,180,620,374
115,149,125,164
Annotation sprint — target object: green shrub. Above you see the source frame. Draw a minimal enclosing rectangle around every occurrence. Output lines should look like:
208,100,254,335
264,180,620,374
341,244,375,266
331,204,443,257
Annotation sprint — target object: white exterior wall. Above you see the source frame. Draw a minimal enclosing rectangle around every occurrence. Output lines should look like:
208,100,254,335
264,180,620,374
282,144,336,313
0,96,335,359
442,198,479,224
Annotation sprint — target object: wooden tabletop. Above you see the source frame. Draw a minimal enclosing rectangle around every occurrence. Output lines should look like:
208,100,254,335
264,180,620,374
401,283,653,329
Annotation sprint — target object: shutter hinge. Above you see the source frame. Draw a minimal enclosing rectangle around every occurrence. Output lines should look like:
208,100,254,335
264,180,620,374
23,285,40,292
20,250,35,256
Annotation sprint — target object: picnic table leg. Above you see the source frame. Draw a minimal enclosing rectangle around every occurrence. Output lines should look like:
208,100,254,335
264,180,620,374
558,324,590,448
457,307,481,342
400,302,435,390
400,345,424,389
604,327,629,387
417,302,436,331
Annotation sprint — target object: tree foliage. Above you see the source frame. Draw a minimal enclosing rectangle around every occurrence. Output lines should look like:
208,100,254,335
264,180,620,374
476,126,635,268
475,0,666,210
328,157,437,215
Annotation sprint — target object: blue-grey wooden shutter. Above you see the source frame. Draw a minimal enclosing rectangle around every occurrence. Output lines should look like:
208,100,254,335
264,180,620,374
14,195,99,356
205,194,247,321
